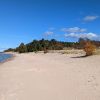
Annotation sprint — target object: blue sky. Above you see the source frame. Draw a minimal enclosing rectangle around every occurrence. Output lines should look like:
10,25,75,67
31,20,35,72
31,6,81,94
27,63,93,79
0,0,100,51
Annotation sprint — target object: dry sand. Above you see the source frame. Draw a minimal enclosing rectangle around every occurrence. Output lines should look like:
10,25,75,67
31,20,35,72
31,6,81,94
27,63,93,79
0,52,100,100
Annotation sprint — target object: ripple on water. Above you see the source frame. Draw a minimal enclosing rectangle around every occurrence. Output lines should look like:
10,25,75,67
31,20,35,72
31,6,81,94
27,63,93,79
0,53,13,63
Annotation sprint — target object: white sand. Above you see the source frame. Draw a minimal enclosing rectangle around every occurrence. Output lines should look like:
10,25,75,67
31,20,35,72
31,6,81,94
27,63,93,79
0,52,100,100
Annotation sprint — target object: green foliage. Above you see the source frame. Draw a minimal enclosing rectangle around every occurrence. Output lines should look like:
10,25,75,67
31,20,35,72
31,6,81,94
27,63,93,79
18,43,27,53
4,39,79,53
4,48,15,52
4,38,99,53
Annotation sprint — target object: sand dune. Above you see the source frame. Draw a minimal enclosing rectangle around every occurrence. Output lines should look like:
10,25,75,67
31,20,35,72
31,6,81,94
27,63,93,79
0,52,100,100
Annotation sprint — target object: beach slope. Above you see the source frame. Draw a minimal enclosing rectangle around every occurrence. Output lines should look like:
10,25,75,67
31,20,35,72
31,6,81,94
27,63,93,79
0,53,100,100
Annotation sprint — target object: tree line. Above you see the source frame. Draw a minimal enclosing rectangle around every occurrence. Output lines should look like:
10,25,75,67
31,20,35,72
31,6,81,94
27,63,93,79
4,38,100,53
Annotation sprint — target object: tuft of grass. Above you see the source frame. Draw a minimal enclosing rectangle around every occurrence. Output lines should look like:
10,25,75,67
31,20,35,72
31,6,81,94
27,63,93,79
94,49,100,55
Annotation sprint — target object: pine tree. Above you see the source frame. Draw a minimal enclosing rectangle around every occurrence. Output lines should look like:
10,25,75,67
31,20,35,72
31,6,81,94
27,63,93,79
18,43,27,53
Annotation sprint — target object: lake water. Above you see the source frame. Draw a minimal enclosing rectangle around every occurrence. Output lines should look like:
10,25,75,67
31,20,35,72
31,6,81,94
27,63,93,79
0,53,13,63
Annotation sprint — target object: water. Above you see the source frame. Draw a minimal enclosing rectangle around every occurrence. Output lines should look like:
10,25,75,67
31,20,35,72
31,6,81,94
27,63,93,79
0,53,13,63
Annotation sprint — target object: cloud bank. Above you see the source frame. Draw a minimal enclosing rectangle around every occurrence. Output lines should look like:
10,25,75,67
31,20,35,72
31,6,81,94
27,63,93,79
62,27,86,33
65,32,97,39
63,27,98,39
83,15,99,22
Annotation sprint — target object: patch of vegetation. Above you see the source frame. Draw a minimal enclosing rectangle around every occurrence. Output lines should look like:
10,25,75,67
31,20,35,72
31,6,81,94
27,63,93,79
83,41,96,56
4,38,100,54
4,39,76,53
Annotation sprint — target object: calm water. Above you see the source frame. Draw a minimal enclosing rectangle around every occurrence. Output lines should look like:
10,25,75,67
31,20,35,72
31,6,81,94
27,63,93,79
0,53,13,63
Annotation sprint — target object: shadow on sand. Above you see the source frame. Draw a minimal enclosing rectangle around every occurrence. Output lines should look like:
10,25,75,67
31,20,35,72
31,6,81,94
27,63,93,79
71,55,87,58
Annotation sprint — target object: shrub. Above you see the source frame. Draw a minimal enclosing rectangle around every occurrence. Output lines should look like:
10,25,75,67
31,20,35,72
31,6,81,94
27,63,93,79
83,41,96,56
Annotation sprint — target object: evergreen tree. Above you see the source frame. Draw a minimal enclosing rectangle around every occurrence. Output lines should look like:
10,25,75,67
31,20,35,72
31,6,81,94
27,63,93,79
18,43,27,53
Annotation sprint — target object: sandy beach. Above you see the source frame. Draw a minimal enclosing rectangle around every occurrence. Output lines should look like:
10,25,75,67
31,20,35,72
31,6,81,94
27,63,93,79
0,52,100,100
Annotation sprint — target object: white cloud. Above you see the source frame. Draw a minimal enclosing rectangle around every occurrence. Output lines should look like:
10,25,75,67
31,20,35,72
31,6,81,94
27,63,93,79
44,31,54,36
62,27,98,39
65,32,98,39
62,27,86,33
83,16,99,22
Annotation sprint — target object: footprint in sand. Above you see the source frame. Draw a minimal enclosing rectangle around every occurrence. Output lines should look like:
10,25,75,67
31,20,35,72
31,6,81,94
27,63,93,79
87,75,99,90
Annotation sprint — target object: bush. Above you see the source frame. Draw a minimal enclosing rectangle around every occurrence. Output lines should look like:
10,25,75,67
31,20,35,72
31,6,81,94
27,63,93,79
84,41,96,56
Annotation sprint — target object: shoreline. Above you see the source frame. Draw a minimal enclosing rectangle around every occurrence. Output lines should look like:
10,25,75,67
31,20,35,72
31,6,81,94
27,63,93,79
0,52,15,64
